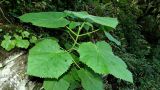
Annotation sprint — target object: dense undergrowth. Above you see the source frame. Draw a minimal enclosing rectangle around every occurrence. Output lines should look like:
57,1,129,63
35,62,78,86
0,0,160,90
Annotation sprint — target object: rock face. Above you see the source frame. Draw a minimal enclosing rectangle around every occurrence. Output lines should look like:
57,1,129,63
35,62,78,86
0,51,38,90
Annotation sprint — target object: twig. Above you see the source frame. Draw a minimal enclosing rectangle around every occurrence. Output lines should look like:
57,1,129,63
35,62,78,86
0,0,5,4
0,7,12,24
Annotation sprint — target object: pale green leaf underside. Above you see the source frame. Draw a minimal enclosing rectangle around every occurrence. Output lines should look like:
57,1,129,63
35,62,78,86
65,11,118,29
19,12,70,28
43,78,70,90
104,31,121,46
27,39,73,78
78,41,133,82
78,69,104,90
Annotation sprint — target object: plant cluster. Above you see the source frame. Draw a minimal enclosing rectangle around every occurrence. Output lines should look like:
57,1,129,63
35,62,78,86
0,0,160,89
0,27,37,51
17,11,133,90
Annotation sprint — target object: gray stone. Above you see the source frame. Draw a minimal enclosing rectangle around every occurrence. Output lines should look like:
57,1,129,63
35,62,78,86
0,51,41,90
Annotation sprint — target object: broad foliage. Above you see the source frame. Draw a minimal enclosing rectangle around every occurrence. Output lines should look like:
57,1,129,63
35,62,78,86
18,11,133,90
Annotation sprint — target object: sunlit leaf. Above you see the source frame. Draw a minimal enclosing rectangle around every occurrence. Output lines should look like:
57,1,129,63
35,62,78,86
78,41,133,82
27,39,73,78
19,12,70,28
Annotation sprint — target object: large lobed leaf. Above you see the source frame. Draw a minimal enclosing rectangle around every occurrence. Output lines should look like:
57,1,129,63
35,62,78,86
19,11,118,29
78,41,133,82
19,12,70,28
65,11,118,29
27,39,73,78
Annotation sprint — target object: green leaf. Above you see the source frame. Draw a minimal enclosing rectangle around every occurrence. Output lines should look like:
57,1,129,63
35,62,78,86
63,68,81,90
104,31,121,46
43,68,80,90
27,39,73,78
63,68,80,82
29,36,37,43
68,81,80,90
78,69,104,90
69,21,80,29
16,39,29,49
15,35,30,49
1,35,15,51
43,78,70,90
65,11,89,18
65,11,118,29
89,16,118,29
21,31,30,38
78,41,133,82
19,12,70,28
84,22,93,31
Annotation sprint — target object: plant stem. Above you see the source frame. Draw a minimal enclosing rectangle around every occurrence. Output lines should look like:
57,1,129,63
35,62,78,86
64,50,81,69
78,29,99,37
66,23,98,69
0,7,12,24
66,26,77,36
68,31,76,42
68,23,85,69
72,59,81,69
68,31,80,45
68,22,85,52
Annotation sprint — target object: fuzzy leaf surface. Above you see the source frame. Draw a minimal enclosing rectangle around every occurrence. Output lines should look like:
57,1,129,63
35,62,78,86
27,39,73,78
78,41,133,82
19,12,70,28
65,11,118,29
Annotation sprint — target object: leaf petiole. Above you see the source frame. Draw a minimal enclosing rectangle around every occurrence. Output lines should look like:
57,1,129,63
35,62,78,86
79,29,99,37
66,26,77,36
